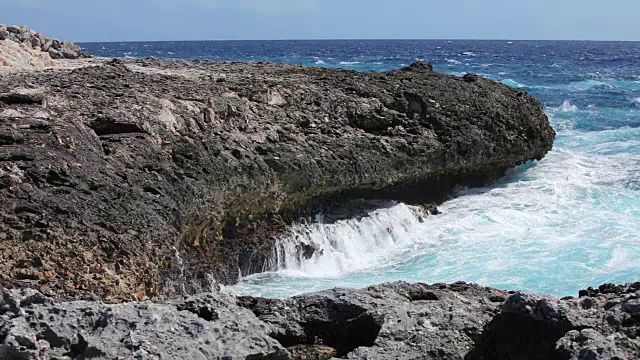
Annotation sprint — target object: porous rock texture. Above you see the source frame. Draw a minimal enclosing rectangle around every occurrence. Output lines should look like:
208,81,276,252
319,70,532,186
0,25,88,69
0,287,289,360
0,57,555,301
1,281,638,359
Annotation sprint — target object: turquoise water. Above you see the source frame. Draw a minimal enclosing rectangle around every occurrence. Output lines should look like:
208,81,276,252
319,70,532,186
82,40,640,298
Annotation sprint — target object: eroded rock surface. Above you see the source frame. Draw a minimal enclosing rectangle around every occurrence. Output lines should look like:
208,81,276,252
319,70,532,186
0,58,555,301
240,281,640,359
0,288,289,360
1,281,638,359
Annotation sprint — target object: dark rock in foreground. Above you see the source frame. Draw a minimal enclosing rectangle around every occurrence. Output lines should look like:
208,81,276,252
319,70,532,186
0,58,554,301
1,281,638,359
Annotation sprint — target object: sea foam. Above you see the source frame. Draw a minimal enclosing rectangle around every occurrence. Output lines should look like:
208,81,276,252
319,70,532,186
231,139,640,298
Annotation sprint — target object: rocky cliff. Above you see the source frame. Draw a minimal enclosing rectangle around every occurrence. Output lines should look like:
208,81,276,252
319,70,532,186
0,25,88,69
0,56,555,301
1,281,638,359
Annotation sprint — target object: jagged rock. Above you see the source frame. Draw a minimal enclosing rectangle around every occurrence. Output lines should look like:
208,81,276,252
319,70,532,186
400,60,433,72
29,34,41,49
465,284,640,360
60,42,83,59
0,39,53,68
40,39,52,52
239,281,640,360
17,32,31,47
4,281,636,360
6,26,22,34
0,25,89,69
463,73,480,82
47,48,63,59
240,282,507,359
0,57,555,301
556,329,628,360
0,288,290,360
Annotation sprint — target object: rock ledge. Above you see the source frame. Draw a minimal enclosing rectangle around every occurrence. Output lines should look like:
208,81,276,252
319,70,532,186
0,57,555,301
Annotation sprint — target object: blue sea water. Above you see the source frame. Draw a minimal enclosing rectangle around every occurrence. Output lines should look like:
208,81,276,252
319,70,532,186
82,40,640,298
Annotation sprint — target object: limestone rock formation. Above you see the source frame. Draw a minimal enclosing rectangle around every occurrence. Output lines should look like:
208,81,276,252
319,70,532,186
1,281,638,359
0,57,555,301
0,288,289,359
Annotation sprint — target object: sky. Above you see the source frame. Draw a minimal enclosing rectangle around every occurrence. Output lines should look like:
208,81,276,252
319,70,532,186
1,0,639,42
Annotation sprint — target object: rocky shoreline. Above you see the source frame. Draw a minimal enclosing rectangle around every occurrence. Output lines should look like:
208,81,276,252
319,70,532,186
0,53,555,301
7,25,640,359
1,281,638,359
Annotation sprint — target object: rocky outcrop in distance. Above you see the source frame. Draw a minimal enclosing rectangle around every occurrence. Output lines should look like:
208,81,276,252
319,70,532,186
0,57,555,301
0,25,88,68
1,281,638,359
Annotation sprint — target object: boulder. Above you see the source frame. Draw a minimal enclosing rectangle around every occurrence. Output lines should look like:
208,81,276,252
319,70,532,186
0,25,92,65
60,41,82,59
6,26,22,34
400,60,433,72
47,48,63,59
30,33,42,49
40,39,53,52
17,32,31,46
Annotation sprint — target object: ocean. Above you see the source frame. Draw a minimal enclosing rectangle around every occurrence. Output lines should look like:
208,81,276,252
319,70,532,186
81,40,640,298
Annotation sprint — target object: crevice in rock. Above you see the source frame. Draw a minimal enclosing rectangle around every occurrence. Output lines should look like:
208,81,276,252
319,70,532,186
89,118,147,137
0,322,7,344
65,333,88,358
406,288,439,301
64,333,106,359
38,327,67,349
176,301,220,322
303,313,382,357
0,93,44,105
274,303,383,358
465,313,573,360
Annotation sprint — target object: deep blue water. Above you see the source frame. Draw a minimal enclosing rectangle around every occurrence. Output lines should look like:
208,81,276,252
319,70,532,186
81,40,640,297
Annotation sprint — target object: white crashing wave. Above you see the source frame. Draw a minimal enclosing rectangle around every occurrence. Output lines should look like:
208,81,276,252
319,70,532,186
501,79,526,88
231,137,640,299
568,79,610,91
266,203,426,278
339,61,361,65
559,100,578,112
446,59,462,65
315,59,325,65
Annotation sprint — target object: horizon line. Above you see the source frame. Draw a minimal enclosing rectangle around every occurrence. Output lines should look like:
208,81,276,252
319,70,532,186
76,38,640,44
